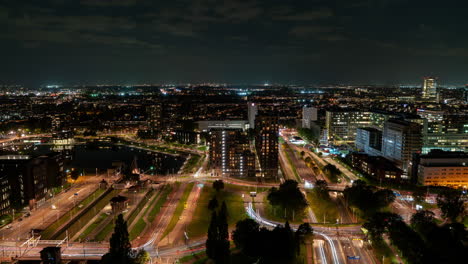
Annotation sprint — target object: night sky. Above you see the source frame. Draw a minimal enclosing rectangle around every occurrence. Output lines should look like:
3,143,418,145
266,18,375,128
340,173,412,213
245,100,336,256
1,0,467,86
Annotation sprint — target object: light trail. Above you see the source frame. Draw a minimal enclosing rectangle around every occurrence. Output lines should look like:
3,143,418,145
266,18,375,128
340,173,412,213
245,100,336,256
245,202,342,264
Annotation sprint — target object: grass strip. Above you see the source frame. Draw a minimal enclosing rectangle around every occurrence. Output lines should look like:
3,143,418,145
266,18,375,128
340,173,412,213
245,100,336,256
94,219,115,242
78,213,107,241
283,147,302,183
147,185,174,223
161,182,195,238
127,189,154,226
182,154,202,174
54,189,121,239
129,218,146,240
40,188,105,239
187,184,247,238
306,190,339,223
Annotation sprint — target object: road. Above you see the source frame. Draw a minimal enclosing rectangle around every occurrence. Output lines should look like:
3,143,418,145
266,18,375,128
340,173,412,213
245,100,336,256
0,175,103,241
246,202,376,264
1,135,379,263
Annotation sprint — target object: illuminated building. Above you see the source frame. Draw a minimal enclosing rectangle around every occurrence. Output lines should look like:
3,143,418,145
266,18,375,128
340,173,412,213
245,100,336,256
255,114,279,179
351,153,402,182
0,154,65,211
382,119,422,178
0,175,10,216
369,110,397,129
248,102,258,129
422,77,437,99
302,106,317,129
325,109,371,143
416,150,468,188
209,130,255,178
146,104,163,137
417,109,467,153
196,120,249,132
355,127,382,156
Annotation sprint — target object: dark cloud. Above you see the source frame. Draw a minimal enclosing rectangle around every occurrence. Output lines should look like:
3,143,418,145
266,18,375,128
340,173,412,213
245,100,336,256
277,8,333,21
1,0,467,85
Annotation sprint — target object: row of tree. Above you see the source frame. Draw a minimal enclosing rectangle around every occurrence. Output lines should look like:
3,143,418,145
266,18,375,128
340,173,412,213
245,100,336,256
343,180,395,217
364,210,467,264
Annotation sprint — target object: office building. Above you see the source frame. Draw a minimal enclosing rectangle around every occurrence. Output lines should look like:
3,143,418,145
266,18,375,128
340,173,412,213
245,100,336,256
422,77,437,99
416,150,468,188
255,114,279,179
325,109,371,143
355,127,382,156
382,119,422,177
417,109,468,153
351,153,403,182
302,106,317,129
369,110,398,129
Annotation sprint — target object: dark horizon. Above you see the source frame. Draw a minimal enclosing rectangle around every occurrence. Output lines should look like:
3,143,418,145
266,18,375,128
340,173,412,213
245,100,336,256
1,0,468,86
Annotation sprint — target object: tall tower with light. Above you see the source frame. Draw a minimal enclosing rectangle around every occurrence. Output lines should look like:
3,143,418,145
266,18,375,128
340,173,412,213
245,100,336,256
422,77,437,99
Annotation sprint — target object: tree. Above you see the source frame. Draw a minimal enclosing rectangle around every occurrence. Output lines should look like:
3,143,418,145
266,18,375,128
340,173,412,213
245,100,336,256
134,250,150,264
267,180,308,219
344,180,395,217
206,211,218,259
362,212,402,241
233,220,312,264
412,187,427,205
323,164,340,183
215,202,230,264
208,197,219,211
70,169,80,181
213,180,225,192
232,219,260,257
373,189,396,208
297,127,320,142
315,180,328,198
295,223,313,254
101,214,133,264
410,210,435,233
437,189,465,222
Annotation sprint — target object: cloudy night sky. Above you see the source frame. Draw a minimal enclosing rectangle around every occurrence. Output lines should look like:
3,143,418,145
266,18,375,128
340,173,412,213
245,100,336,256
1,0,467,86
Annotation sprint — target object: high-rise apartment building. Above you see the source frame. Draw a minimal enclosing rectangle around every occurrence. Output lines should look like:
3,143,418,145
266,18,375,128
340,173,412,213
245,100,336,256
302,106,317,129
422,77,437,99
255,114,279,179
382,119,422,177
147,104,162,136
248,102,258,130
209,130,255,178
325,109,371,143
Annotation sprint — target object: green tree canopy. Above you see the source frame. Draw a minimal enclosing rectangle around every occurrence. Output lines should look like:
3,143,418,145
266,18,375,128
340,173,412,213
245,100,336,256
267,180,308,218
